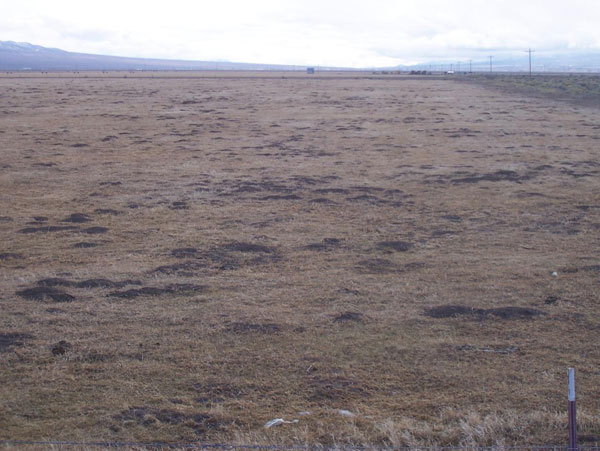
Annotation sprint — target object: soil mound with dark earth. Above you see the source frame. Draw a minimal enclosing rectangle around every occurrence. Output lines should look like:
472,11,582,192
109,284,206,298
425,304,544,319
63,213,91,223
0,333,33,352
333,311,364,323
377,241,414,252
225,322,281,334
16,286,75,302
113,407,223,434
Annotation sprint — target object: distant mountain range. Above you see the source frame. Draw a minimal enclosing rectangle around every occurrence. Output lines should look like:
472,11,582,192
2,41,600,73
0,41,310,71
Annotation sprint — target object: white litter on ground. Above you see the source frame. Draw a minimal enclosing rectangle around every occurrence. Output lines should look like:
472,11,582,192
264,418,299,428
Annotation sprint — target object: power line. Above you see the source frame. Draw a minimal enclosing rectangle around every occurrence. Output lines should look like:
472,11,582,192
525,48,536,76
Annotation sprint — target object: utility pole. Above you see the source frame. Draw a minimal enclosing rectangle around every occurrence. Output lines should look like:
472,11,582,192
525,48,535,76
489,55,493,73
469,59,472,73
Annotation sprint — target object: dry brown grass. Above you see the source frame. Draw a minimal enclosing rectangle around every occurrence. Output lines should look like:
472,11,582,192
1,72,599,448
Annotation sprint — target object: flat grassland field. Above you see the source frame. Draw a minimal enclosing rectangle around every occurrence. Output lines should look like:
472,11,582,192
1,72,599,447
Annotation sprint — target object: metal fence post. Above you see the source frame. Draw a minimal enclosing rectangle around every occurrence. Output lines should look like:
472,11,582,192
568,367,577,451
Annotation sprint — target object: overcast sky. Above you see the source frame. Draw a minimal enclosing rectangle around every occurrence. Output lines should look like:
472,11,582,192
2,0,600,67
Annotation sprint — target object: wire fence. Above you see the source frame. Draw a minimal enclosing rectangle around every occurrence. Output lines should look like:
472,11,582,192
2,440,600,450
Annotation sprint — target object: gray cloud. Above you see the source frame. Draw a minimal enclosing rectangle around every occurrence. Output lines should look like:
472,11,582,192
1,0,599,67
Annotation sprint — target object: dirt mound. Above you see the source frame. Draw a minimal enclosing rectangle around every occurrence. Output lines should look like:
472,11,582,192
153,260,210,275
83,226,108,234
347,194,383,204
561,265,600,274
442,214,463,222
193,382,247,404
0,253,22,260
544,296,559,305
73,242,100,248
36,278,141,289
63,213,91,223
356,259,424,274
220,242,275,253
16,286,75,302
457,344,518,354
109,287,167,298
171,247,198,258
170,201,189,210
425,305,544,319
109,284,206,299
0,333,33,353
51,340,71,355
333,311,364,323
226,322,281,334
488,306,544,319
165,283,207,293
20,225,79,234
431,229,458,238
94,208,121,215
313,188,350,194
76,278,141,288
307,375,370,401
425,305,483,318
303,238,342,251
36,278,73,287
452,170,534,184
259,194,302,200
309,197,337,204
377,241,414,252
356,258,397,274
113,407,222,434
158,243,279,275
